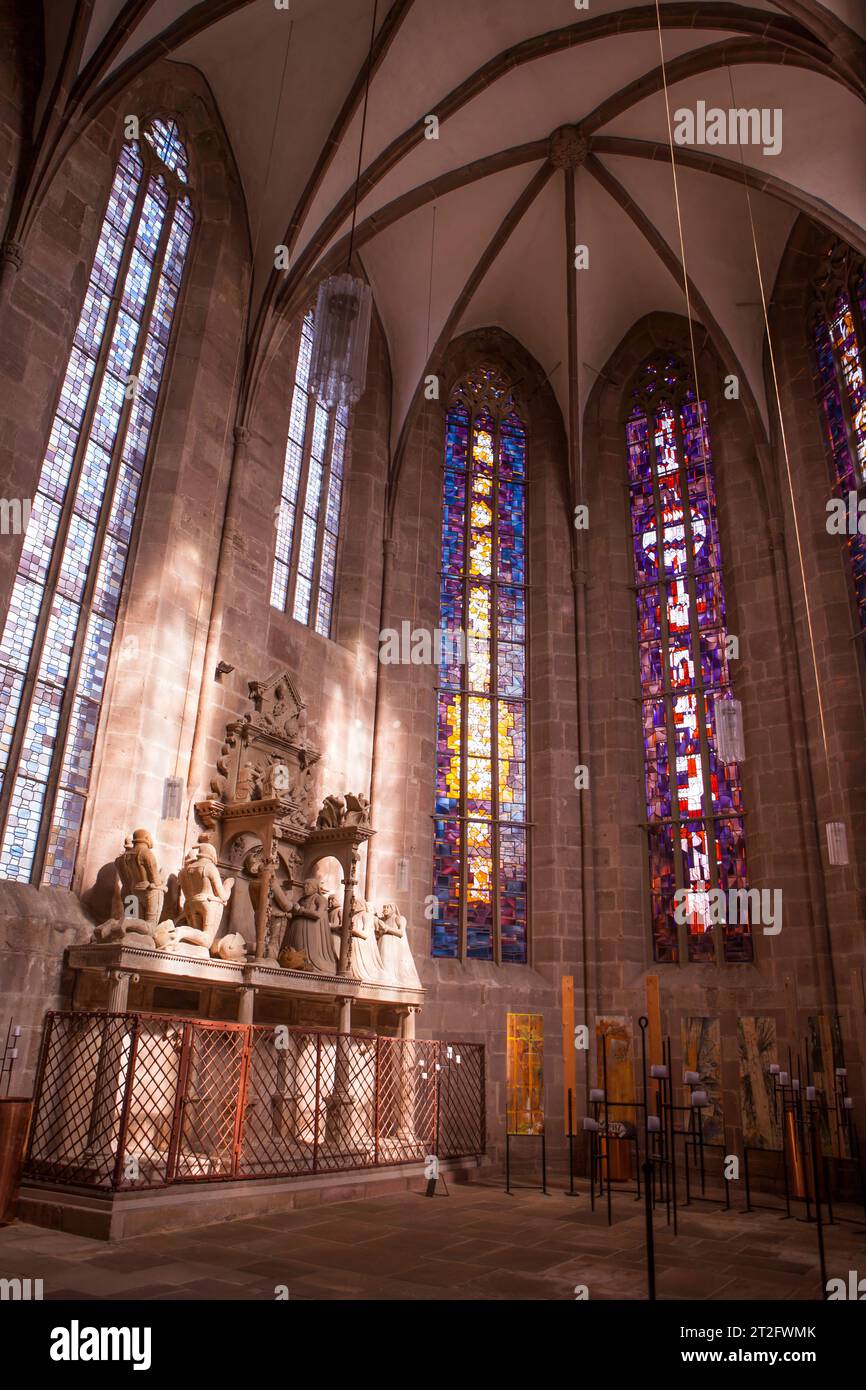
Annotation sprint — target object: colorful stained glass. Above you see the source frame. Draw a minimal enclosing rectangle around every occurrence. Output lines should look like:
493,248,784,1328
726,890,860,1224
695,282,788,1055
432,367,529,962
0,122,193,888
628,353,751,965
272,313,348,638
811,251,866,654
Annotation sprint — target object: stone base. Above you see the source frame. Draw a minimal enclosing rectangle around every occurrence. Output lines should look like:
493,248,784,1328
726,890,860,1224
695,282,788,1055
16,1155,488,1241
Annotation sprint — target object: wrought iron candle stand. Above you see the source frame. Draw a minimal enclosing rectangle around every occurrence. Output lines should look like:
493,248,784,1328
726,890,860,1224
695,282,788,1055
583,1029,645,1226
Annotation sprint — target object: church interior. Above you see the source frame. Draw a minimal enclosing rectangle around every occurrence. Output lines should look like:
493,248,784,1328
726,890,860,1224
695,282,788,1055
0,0,865,1314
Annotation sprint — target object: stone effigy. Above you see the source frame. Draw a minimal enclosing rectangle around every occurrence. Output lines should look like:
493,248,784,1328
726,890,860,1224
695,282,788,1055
280,878,337,973
173,837,235,957
375,902,422,988
349,896,387,984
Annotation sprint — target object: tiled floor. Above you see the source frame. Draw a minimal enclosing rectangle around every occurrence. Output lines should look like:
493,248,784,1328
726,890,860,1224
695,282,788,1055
1,1181,863,1300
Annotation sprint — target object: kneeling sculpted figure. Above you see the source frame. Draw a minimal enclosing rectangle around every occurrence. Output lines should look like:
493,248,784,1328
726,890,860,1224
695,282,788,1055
174,837,235,954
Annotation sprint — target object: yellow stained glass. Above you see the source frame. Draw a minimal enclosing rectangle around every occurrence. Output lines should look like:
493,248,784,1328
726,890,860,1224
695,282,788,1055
471,500,492,528
467,821,493,901
444,696,461,798
467,695,490,755
473,474,492,497
473,428,494,467
467,756,492,806
470,533,492,577
498,703,518,805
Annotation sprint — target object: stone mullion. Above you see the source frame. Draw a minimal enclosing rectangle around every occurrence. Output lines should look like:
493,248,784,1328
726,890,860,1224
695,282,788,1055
32,180,179,885
675,402,722,965
0,167,151,864
646,403,687,964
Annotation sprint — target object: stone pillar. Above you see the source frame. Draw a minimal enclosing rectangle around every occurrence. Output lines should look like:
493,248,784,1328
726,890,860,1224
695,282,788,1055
399,1006,416,1041
107,970,133,1012
238,985,256,1024
397,1007,418,1140
326,996,356,1148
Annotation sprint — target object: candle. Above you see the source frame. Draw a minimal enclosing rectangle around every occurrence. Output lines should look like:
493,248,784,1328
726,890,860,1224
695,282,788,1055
589,1088,604,1103
650,1064,668,1079
683,1071,701,1084
583,1117,599,1132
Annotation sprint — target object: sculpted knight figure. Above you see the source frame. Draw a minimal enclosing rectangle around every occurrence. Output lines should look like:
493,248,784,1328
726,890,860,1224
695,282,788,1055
111,834,135,919
130,828,166,927
244,845,295,960
281,878,337,973
375,902,422,988
175,838,235,952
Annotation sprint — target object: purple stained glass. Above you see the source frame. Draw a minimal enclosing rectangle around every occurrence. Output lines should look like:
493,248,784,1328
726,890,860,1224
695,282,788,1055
433,374,528,962
812,274,866,653
0,121,193,888
629,353,749,965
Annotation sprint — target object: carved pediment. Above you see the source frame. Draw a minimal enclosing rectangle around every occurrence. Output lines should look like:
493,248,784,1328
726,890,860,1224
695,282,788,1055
247,672,307,744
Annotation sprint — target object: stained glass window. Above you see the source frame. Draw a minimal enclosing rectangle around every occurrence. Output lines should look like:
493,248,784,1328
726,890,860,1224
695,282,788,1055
432,367,529,963
271,309,348,638
811,244,866,654
627,353,752,965
0,118,193,887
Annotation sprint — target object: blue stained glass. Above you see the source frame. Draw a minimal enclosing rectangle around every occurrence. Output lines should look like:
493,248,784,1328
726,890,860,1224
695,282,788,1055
57,514,96,603
74,441,111,524
274,500,295,565
136,182,168,260
56,349,97,430
123,395,154,470
19,495,61,585
144,119,188,181
76,287,112,355
164,201,193,284
78,614,113,703
121,248,153,318
0,578,42,670
106,310,141,380
0,775,48,880
0,670,25,780
272,307,348,629
58,696,99,793
42,789,86,887
0,119,193,888
288,388,309,449
91,222,126,294
93,536,127,621
89,372,125,452
41,420,78,503
106,145,143,232
149,275,179,345
107,464,140,543
18,682,62,779
37,596,79,685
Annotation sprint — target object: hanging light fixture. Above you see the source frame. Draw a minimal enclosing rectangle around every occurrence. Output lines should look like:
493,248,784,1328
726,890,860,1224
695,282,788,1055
309,0,378,410
714,694,745,764
826,820,849,866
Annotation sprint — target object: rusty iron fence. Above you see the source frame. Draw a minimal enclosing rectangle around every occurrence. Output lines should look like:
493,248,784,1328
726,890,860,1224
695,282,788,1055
23,1012,485,1191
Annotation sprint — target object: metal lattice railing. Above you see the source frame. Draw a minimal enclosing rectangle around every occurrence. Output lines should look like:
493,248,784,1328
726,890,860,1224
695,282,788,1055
23,1012,485,1191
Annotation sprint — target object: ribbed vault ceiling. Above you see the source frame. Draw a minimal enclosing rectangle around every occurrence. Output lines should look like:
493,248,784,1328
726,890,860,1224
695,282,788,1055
49,0,866,449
